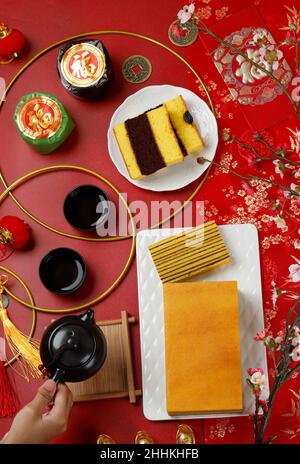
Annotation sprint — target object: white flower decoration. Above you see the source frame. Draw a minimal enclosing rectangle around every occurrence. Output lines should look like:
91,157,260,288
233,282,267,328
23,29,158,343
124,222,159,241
289,263,300,282
291,345,300,362
250,371,266,389
273,160,284,179
177,3,195,24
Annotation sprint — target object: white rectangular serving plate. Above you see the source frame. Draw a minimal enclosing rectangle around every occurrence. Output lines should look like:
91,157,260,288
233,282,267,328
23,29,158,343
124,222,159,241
136,224,269,421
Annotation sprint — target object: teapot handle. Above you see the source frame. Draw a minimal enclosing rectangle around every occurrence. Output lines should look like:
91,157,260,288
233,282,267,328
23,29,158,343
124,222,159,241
51,368,66,384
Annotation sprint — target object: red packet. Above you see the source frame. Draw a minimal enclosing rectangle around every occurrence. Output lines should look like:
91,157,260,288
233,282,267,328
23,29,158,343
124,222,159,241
199,5,293,131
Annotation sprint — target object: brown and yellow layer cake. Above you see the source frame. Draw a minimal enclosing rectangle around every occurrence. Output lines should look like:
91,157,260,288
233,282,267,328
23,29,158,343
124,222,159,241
164,281,243,415
113,105,184,180
165,95,204,155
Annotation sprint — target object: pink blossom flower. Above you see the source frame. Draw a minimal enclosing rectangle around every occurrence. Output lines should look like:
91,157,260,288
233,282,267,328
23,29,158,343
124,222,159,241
290,326,300,361
291,345,300,361
177,3,195,24
284,183,300,200
248,368,266,394
254,328,269,341
248,367,264,376
273,160,284,179
289,257,300,282
275,335,283,349
258,398,269,412
259,44,283,71
271,281,279,308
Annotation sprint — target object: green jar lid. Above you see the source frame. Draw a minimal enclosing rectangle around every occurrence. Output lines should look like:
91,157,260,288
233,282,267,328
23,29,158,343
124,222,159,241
14,92,75,154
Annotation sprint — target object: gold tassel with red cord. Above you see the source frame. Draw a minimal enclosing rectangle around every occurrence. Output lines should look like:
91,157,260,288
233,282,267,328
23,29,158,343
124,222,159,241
0,274,42,381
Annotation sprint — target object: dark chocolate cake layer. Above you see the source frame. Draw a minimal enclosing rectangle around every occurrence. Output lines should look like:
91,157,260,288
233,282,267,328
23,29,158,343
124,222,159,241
125,114,166,176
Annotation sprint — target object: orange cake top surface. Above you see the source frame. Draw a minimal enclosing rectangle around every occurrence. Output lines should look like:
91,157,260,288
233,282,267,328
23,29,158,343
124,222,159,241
163,281,243,415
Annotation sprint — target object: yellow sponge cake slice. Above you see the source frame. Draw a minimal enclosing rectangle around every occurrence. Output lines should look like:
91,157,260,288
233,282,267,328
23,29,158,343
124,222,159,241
164,281,243,415
165,95,204,155
113,105,184,180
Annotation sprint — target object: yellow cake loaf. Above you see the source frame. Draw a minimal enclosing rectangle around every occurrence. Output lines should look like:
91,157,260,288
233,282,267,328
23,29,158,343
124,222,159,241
163,281,243,415
165,95,204,155
113,105,184,180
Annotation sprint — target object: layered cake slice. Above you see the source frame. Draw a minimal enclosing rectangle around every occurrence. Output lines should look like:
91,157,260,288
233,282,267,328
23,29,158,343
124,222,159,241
165,95,204,155
113,105,184,180
149,220,231,283
164,281,243,415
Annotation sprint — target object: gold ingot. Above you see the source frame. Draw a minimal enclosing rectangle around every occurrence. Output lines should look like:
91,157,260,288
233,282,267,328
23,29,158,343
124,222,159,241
135,431,155,444
176,425,195,444
97,434,116,444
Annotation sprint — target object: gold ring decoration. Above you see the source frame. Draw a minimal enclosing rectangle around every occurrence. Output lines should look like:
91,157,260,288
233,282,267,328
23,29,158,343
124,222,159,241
0,165,136,314
0,31,214,235
0,266,36,367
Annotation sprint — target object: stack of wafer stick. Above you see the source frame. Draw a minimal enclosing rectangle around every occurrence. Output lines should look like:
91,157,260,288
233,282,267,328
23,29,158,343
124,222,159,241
149,221,231,283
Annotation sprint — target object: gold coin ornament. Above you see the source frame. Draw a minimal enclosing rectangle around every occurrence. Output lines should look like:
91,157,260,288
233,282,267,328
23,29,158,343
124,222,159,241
168,20,199,47
122,55,152,84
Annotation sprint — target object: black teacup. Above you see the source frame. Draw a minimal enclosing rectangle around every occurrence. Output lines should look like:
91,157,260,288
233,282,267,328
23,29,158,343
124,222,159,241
39,248,86,294
63,185,110,231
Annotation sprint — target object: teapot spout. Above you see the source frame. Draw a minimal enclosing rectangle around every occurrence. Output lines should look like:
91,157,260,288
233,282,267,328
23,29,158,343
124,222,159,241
80,309,95,324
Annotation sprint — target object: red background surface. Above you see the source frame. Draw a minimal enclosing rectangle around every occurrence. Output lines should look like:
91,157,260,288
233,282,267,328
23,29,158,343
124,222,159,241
0,0,300,444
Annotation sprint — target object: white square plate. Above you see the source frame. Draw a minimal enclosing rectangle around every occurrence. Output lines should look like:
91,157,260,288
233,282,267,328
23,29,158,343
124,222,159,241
136,224,269,420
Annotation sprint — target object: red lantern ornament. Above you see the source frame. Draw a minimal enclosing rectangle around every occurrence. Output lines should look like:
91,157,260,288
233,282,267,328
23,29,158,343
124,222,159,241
0,216,30,249
0,23,25,64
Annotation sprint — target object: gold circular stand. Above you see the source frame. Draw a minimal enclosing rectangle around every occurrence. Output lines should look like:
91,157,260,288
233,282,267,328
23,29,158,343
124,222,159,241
0,268,36,367
0,165,136,314
0,30,214,238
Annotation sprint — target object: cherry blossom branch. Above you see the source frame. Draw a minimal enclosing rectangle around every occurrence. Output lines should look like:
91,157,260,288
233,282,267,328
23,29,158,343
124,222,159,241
253,298,300,443
197,23,300,118
231,135,300,167
285,362,300,381
256,375,282,444
199,157,300,196
293,29,299,73
253,134,300,167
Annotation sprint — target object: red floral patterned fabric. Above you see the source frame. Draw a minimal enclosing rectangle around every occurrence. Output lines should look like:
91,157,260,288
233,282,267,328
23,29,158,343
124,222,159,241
186,0,300,443
0,0,299,445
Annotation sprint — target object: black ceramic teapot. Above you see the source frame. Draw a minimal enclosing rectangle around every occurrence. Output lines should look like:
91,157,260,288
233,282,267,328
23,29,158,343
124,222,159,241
40,309,107,383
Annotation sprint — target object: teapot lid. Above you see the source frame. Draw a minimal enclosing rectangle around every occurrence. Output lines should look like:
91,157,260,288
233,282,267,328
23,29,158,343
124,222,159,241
47,319,95,368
